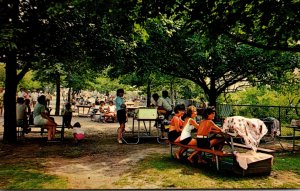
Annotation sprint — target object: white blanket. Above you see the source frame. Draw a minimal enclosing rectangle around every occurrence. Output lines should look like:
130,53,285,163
222,116,268,151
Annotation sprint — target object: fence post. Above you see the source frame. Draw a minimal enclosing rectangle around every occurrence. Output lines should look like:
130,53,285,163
278,106,281,132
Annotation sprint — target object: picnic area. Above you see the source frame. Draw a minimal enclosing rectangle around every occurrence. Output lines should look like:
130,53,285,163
1,0,300,189
0,113,299,189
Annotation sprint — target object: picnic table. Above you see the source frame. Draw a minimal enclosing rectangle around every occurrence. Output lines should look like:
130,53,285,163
121,108,164,144
76,105,91,117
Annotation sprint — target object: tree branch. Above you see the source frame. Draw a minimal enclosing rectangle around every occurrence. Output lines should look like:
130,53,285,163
16,62,31,83
225,32,300,52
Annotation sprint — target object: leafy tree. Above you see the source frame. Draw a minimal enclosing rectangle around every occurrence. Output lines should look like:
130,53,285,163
137,0,300,52
0,63,5,87
129,17,299,107
224,86,299,123
18,70,42,90
0,0,138,143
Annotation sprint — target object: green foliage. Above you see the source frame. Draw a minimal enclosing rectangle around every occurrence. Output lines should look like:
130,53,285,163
89,75,134,93
18,70,42,90
0,63,5,87
137,0,300,52
221,86,300,122
142,19,298,105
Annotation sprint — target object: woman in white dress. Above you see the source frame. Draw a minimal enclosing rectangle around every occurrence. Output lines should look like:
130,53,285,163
33,95,57,141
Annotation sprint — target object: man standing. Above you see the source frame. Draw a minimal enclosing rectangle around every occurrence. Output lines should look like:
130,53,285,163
17,87,25,98
31,90,38,108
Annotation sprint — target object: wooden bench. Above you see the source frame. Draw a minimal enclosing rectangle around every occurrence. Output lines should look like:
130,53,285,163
17,124,65,141
17,116,66,141
230,142,275,154
166,141,234,170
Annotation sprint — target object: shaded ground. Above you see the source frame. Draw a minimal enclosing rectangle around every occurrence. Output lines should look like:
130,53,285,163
0,116,169,189
0,116,298,189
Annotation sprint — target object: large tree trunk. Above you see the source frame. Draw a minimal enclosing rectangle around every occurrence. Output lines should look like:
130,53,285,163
170,80,174,107
207,77,218,108
3,52,18,144
55,73,60,115
146,80,151,107
208,92,218,109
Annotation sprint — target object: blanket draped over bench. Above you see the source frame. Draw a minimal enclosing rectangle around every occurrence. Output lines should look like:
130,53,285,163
235,150,273,170
222,116,268,151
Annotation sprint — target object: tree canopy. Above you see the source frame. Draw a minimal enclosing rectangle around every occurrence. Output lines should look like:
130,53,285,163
137,0,300,52
0,0,299,144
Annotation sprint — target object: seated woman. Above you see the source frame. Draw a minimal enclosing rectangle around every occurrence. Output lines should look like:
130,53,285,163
104,100,116,122
177,105,199,160
33,95,57,141
168,104,185,143
197,107,225,150
188,107,225,163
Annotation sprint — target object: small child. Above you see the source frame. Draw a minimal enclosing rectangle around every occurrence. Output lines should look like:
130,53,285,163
72,122,85,143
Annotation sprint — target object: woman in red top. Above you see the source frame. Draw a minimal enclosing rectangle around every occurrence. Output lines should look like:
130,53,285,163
168,104,185,143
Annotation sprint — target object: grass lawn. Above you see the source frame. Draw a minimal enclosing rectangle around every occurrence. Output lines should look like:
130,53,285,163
0,152,299,189
0,160,67,189
115,153,300,189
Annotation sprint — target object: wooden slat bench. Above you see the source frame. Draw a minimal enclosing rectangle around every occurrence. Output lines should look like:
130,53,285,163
17,124,65,141
17,115,65,141
166,140,234,170
230,142,275,154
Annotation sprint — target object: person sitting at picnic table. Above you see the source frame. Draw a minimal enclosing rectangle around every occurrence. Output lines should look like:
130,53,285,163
33,95,57,141
16,97,31,134
104,100,116,122
188,107,225,163
177,105,199,160
96,101,106,122
151,93,173,120
168,104,186,157
162,90,173,109
168,104,185,143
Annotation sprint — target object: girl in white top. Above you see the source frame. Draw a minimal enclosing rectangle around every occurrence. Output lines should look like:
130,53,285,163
176,106,199,159
180,105,199,145
104,100,116,122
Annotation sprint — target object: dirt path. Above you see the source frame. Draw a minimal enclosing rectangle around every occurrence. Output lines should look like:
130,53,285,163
0,116,169,189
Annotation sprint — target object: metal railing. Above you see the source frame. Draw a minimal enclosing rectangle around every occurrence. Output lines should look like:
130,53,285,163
216,104,300,136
